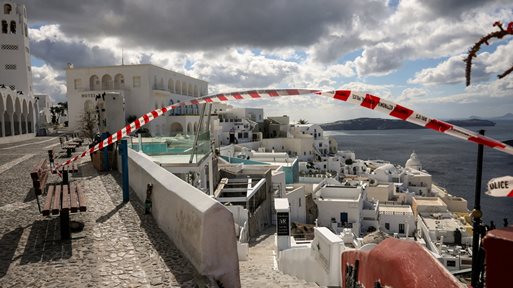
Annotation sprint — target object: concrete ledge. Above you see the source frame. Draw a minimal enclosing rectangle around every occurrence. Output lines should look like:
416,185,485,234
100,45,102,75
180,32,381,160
128,149,240,287
0,133,35,144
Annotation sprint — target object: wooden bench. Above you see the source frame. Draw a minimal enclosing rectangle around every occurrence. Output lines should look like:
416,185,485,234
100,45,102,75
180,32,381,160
30,158,87,240
64,135,83,147
42,182,87,216
41,182,87,240
30,159,49,196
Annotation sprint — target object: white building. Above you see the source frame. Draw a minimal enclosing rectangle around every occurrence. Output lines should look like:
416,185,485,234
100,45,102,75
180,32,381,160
289,124,335,156
0,1,36,142
66,64,208,137
366,181,394,202
34,94,52,125
213,107,263,146
285,185,307,224
404,168,432,196
404,152,432,196
372,163,404,184
313,182,379,236
378,203,415,236
0,1,31,96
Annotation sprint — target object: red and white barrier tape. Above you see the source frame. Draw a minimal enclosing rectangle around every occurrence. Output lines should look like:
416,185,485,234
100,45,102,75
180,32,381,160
53,88,513,172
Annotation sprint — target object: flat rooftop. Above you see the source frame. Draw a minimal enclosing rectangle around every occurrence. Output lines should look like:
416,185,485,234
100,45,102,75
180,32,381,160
422,216,466,232
414,197,446,207
379,205,413,215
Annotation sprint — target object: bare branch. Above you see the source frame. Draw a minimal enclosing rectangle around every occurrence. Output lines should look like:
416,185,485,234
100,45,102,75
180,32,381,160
498,66,513,79
464,21,513,86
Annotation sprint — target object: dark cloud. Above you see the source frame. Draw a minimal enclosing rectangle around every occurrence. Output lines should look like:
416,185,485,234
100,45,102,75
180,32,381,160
29,38,118,69
18,0,379,51
420,0,504,18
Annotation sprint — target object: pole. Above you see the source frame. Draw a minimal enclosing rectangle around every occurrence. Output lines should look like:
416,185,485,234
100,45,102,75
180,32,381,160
120,138,129,202
101,132,110,171
190,103,207,164
471,129,484,287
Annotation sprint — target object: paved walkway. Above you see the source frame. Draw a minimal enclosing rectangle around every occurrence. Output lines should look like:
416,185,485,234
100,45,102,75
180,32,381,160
0,136,319,287
240,227,319,288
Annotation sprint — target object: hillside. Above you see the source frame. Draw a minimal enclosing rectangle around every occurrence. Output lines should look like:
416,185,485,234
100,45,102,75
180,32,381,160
320,118,496,130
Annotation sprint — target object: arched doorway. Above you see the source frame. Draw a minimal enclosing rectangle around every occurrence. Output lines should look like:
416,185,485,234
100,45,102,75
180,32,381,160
102,74,113,90
21,99,27,134
176,80,181,95
114,74,124,89
170,122,183,136
4,94,13,136
28,101,34,133
0,95,4,137
14,97,21,135
90,75,100,90
168,79,174,93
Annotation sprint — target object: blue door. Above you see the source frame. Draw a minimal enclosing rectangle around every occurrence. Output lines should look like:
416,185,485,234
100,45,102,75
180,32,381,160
340,212,348,225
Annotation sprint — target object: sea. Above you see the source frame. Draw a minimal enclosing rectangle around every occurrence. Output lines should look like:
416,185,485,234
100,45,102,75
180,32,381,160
325,120,513,226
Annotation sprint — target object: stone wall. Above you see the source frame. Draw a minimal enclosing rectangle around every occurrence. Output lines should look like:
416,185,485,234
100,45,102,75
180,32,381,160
127,149,240,287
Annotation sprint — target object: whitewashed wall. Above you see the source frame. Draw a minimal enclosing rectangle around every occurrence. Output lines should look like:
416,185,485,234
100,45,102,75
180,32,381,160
128,149,240,287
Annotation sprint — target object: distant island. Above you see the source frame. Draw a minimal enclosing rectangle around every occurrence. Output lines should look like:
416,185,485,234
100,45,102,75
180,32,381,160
320,118,496,130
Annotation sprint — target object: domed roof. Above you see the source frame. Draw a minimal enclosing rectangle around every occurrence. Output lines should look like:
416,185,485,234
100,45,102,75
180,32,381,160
405,151,422,170
374,163,399,176
362,230,390,245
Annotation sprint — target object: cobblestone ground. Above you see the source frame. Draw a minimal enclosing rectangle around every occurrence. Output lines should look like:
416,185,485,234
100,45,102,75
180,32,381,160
0,137,209,287
0,136,319,288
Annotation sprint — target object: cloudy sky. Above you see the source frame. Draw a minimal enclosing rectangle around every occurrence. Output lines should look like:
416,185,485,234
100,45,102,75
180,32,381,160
20,0,513,123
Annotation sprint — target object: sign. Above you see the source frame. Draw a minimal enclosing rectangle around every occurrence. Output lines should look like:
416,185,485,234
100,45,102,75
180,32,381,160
277,212,289,236
486,176,513,197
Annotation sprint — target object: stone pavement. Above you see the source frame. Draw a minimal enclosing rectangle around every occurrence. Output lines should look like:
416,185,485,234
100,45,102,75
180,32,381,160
0,137,208,287
0,136,319,287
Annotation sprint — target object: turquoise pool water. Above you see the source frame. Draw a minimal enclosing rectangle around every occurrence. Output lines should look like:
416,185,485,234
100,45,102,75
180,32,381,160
130,142,190,155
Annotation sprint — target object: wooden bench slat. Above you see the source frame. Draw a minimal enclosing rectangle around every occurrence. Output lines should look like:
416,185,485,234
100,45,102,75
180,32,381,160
62,184,70,213
39,172,48,195
42,185,55,216
70,182,79,213
77,184,87,212
31,159,48,195
51,185,62,215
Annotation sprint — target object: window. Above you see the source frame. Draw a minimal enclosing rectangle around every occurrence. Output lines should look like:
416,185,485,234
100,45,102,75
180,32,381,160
27,66,30,71
133,76,141,88
399,223,405,234
74,79,82,90
1,44,18,50
5,64,16,70
447,260,456,267
1,20,7,33
385,223,390,230
24,24,28,37
10,21,15,34
4,4,12,14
